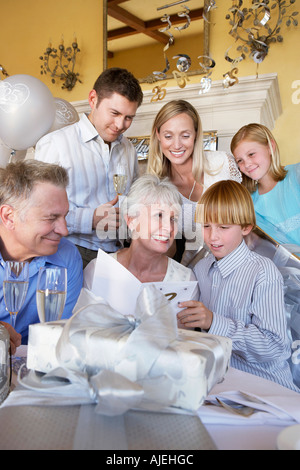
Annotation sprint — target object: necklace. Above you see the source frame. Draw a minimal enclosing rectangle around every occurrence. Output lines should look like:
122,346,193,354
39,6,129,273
188,180,196,200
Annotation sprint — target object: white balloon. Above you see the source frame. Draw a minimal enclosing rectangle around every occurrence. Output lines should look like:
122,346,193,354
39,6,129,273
0,138,27,168
49,98,79,132
0,74,55,150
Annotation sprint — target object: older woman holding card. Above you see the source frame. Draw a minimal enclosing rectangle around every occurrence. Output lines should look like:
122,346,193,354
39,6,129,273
84,174,196,287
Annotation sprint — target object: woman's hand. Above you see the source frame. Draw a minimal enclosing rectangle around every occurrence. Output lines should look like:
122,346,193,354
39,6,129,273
0,321,22,355
177,300,213,330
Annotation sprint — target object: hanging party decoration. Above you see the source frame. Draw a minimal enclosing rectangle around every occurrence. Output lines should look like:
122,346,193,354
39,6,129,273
153,14,174,80
0,65,9,79
173,54,192,72
174,5,191,30
223,67,239,88
203,0,217,24
197,55,216,94
222,46,245,89
153,5,192,83
150,83,168,102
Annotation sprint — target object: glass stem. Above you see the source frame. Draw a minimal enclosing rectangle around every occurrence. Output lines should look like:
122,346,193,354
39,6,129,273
10,313,16,330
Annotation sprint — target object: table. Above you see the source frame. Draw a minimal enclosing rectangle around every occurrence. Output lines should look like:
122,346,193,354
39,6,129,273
0,346,299,451
206,424,284,450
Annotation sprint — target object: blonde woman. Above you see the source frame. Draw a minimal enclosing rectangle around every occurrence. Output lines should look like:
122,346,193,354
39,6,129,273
147,100,242,264
231,123,300,248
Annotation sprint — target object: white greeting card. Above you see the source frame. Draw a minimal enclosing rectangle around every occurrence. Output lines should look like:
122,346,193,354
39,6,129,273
91,249,198,317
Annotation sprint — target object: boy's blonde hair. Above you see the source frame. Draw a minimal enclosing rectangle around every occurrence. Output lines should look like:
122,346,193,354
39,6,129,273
196,180,256,228
231,123,287,193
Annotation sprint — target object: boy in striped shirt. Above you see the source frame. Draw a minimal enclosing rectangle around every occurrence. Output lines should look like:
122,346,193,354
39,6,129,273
177,180,298,392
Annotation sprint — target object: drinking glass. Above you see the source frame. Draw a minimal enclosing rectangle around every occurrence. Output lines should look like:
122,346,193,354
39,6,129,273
36,267,67,323
113,163,128,196
3,261,29,329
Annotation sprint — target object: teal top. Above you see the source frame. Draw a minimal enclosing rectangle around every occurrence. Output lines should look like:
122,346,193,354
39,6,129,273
252,163,300,249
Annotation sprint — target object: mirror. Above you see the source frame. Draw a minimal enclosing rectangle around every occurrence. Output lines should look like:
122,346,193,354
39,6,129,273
104,0,210,83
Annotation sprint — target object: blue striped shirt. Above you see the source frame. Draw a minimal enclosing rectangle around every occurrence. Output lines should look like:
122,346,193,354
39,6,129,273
193,240,299,392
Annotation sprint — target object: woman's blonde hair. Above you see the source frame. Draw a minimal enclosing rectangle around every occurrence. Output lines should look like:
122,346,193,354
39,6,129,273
230,123,287,193
195,180,256,228
147,100,207,183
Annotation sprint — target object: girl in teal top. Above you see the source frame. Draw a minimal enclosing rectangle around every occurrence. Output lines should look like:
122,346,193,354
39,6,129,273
231,123,300,251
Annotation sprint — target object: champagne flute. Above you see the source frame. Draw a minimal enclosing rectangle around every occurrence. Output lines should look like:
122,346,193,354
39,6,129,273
36,267,67,323
3,261,29,330
113,163,128,246
113,163,128,196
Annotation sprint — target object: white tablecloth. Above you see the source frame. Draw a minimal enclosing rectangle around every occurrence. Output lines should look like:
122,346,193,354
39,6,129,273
200,366,300,450
2,346,300,450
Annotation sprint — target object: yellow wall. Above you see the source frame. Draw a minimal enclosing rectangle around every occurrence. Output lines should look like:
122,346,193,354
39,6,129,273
0,0,104,101
108,32,204,81
208,3,300,166
0,1,299,164
109,3,300,166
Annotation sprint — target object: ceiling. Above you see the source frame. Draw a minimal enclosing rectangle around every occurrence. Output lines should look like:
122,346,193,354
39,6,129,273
107,0,204,55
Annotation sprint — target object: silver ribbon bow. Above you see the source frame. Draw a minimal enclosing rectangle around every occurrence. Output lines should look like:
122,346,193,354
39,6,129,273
19,286,180,415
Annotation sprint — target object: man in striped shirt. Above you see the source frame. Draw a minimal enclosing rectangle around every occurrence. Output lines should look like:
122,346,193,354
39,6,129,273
35,68,143,267
178,180,298,392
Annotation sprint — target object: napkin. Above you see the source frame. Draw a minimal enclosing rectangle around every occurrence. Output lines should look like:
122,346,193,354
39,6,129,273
197,367,300,426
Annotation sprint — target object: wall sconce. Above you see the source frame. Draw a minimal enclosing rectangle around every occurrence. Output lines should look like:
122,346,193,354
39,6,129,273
201,0,299,92
225,0,299,64
39,36,82,91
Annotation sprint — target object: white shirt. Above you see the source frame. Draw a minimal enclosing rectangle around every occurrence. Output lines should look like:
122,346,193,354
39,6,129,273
35,114,139,252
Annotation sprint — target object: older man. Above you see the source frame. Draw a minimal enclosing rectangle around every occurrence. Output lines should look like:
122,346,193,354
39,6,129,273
0,160,83,344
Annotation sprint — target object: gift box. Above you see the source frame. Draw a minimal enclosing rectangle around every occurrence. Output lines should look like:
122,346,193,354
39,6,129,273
26,286,232,415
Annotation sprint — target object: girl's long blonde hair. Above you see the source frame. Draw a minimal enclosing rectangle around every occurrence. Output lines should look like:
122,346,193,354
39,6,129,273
231,123,287,193
147,100,207,183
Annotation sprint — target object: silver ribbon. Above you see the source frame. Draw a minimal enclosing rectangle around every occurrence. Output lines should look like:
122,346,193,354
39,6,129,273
18,286,181,415
15,285,230,415
174,6,191,31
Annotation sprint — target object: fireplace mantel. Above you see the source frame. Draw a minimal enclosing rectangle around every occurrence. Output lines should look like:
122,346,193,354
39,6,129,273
72,73,282,153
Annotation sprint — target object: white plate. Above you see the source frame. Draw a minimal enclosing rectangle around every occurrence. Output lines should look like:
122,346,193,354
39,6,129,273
277,425,300,450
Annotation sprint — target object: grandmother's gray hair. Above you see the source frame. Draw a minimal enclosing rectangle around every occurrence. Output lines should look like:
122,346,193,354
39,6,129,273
120,174,182,218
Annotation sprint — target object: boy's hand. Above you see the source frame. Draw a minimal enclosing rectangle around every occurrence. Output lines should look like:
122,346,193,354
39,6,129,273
177,300,213,330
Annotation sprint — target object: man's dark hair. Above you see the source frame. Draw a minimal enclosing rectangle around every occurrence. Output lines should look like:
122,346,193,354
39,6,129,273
93,68,143,107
